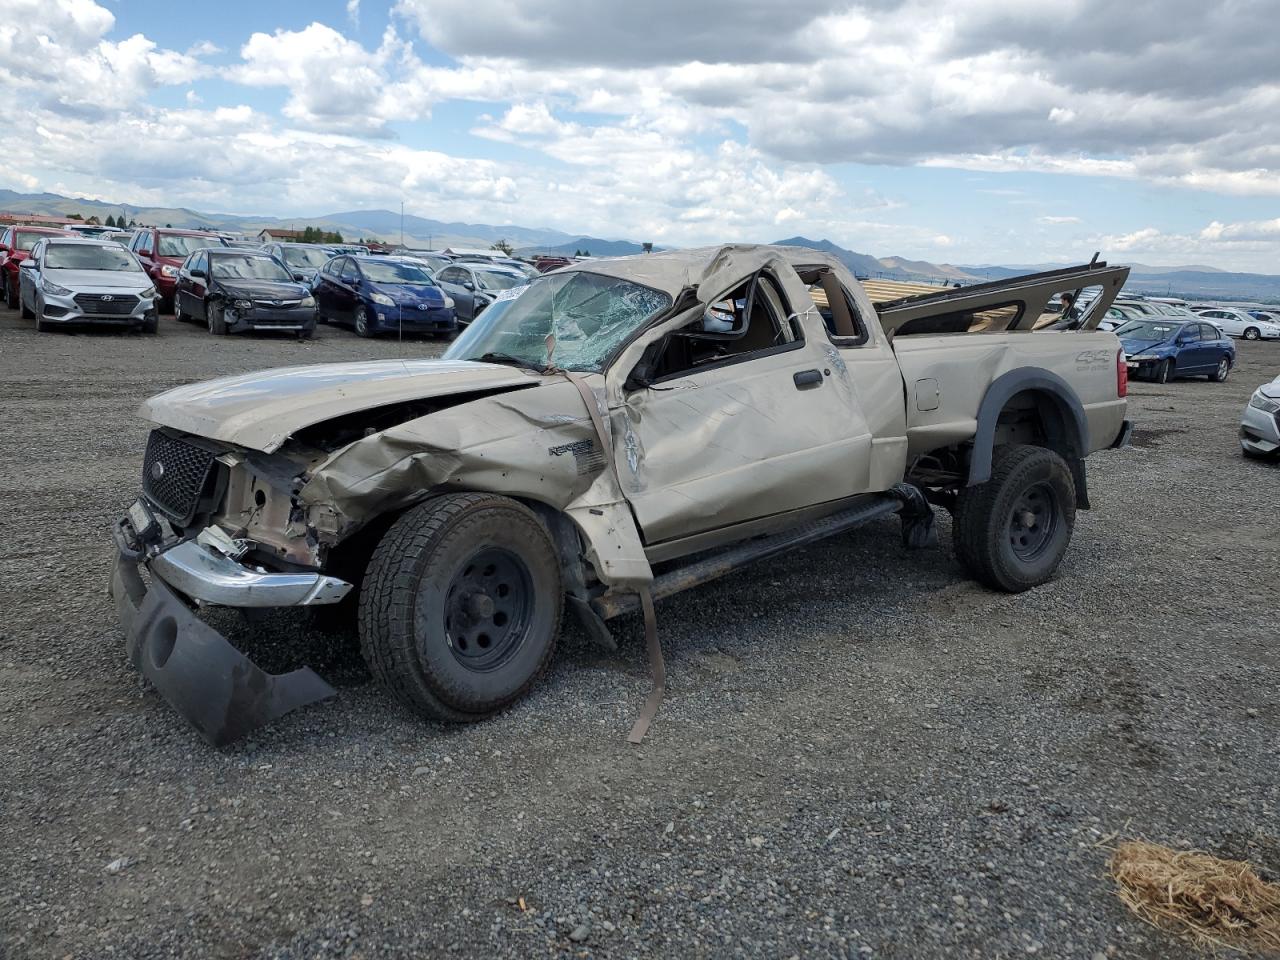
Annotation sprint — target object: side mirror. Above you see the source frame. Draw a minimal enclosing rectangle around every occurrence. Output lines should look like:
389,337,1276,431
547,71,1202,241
19,258,37,268
463,281,475,291
190,268,206,279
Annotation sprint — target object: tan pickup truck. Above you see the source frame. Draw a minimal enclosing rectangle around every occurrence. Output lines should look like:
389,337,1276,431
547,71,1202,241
110,245,1132,744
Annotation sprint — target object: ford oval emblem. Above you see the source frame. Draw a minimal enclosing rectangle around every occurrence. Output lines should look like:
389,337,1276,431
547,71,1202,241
151,461,165,480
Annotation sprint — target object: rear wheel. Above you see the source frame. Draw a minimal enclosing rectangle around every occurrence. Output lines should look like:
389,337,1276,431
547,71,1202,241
354,305,373,338
953,444,1076,593
207,302,228,335
1210,356,1230,382
1154,358,1174,383
1244,327,1261,341
358,493,563,722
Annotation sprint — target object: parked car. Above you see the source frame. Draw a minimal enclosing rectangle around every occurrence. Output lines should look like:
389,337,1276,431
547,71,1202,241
1116,317,1235,383
1241,375,1280,458
1,225,75,308
433,262,530,325
312,255,456,337
1249,310,1280,325
1193,306,1280,340
404,252,454,273
1099,303,1146,332
128,228,230,311
454,256,540,279
260,242,335,285
328,244,370,256
17,237,158,333
534,255,572,273
174,248,316,337
108,248,1132,743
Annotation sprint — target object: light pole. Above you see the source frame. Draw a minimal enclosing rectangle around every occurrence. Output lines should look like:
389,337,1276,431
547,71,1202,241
400,201,405,248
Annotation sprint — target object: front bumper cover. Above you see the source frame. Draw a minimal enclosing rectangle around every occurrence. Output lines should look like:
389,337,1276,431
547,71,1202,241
109,508,349,746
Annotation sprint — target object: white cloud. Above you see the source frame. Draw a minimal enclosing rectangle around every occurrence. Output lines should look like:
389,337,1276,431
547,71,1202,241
1038,216,1082,225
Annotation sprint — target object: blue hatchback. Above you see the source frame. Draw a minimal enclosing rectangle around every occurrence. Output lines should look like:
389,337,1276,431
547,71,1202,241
1117,317,1236,384
313,255,457,337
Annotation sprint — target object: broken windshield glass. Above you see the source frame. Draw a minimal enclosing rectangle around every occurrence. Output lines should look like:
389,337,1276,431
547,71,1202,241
444,271,672,373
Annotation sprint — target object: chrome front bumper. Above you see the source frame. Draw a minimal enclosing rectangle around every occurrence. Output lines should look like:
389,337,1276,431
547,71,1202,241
151,539,351,607
109,507,352,745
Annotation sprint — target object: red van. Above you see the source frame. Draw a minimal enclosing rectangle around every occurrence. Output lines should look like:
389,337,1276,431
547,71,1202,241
127,227,229,311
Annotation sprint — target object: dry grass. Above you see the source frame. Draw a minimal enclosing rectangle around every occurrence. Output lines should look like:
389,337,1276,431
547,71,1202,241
1110,840,1280,955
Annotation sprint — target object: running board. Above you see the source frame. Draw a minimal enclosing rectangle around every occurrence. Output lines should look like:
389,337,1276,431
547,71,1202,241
590,493,905,621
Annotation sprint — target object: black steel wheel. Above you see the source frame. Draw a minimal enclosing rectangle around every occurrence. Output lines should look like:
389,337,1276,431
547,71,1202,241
953,444,1076,592
441,548,534,672
359,493,562,722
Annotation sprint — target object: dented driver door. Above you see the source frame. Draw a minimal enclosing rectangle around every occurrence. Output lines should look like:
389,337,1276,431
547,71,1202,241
610,271,879,545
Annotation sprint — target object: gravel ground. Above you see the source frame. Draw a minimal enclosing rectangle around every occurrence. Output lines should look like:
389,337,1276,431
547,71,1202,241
1,306,1278,959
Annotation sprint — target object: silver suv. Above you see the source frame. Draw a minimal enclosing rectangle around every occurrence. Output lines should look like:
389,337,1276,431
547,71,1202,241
19,238,158,333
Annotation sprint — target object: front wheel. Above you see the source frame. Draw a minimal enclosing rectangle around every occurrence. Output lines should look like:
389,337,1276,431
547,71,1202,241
20,292,35,320
140,314,158,334
5,275,18,309
1244,327,1261,341
1211,356,1230,382
354,305,373,337
1154,358,1174,383
207,302,228,335
359,493,563,722
953,444,1076,593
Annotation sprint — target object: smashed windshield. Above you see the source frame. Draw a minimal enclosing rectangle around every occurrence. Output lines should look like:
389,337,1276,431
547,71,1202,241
1115,320,1180,341
444,271,673,373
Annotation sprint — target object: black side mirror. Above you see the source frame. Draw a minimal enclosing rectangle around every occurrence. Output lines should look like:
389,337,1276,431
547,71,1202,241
190,269,206,279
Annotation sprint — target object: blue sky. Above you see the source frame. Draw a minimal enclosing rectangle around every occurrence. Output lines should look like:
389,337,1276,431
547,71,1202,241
4,0,1280,269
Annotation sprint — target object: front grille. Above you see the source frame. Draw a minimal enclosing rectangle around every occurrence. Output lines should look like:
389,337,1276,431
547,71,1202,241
75,293,139,315
252,299,301,308
141,430,218,525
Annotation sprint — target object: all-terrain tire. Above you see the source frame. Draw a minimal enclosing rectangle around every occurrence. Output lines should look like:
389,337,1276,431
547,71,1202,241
953,444,1076,593
358,492,563,723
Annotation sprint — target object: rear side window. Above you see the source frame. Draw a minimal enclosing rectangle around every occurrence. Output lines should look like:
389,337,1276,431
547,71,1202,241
809,270,868,346
1179,325,1200,342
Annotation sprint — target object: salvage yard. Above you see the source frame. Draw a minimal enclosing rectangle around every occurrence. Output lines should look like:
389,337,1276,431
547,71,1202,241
1,308,1278,959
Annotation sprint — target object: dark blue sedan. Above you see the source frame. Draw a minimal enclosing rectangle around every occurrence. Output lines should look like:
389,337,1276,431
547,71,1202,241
313,255,457,337
1117,317,1236,384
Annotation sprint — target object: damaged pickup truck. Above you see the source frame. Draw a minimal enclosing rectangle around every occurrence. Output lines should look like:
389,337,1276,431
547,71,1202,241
110,245,1132,745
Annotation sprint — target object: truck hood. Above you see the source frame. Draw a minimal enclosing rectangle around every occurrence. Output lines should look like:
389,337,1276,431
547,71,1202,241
139,359,540,453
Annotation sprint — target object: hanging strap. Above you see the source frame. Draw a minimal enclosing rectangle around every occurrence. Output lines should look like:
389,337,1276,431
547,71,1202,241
560,371,666,744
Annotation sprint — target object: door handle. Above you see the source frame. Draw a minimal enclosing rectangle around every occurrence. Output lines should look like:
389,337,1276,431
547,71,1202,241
793,369,824,389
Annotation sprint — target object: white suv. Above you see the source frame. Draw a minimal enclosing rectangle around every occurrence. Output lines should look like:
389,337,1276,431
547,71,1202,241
1194,307,1280,341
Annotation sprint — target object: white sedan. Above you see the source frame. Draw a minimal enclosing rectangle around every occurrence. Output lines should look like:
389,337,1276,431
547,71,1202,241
1194,307,1280,340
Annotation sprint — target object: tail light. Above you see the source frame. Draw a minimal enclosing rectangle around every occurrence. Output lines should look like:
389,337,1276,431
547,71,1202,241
1116,348,1128,398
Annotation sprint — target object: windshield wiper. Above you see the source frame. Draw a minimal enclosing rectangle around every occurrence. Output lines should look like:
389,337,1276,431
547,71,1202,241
476,352,546,373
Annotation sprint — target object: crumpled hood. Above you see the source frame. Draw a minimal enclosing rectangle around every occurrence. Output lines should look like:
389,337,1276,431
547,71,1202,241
217,278,309,301
139,359,540,453
1119,337,1168,354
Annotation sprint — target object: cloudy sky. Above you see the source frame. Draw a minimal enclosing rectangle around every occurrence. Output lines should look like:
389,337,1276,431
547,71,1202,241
2,0,1279,270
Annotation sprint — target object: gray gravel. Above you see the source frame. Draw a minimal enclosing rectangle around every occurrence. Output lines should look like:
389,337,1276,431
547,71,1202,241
1,307,1278,959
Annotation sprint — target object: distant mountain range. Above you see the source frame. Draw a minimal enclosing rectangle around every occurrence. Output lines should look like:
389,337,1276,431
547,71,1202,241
3,189,1277,302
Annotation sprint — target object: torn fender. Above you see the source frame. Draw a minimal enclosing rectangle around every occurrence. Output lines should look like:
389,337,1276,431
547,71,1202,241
300,375,654,587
